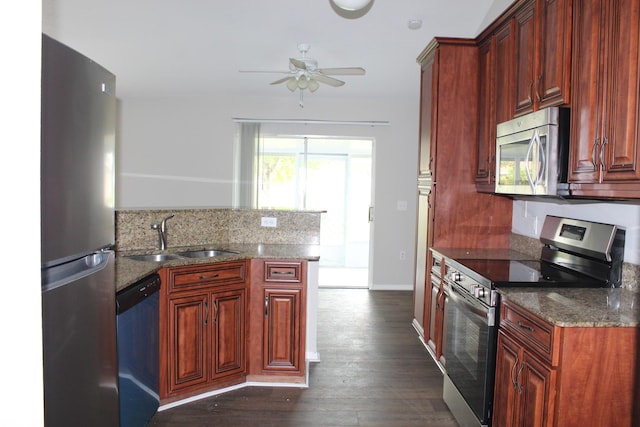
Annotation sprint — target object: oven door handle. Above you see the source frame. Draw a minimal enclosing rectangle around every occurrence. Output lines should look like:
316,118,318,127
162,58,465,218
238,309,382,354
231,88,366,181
447,284,490,322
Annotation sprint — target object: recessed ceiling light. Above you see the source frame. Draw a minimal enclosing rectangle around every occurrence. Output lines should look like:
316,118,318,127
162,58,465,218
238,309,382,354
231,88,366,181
408,19,422,30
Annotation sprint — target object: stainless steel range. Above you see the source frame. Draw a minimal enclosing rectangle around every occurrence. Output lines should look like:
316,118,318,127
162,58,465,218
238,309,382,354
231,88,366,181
438,216,625,427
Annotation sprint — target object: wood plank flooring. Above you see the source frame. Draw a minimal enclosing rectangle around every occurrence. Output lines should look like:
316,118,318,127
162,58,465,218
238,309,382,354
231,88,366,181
149,289,459,426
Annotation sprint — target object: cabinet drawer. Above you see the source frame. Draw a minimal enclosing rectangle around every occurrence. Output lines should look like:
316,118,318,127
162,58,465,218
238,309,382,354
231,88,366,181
168,261,246,292
500,300,556,363
264,261,302,283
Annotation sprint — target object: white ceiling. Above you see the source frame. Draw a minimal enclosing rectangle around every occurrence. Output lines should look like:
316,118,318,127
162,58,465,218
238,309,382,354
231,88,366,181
42,0,513,100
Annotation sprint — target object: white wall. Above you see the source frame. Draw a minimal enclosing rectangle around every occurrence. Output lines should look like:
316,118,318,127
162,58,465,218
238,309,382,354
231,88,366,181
117,91,420,290
1,1,45,425
512,199,640,265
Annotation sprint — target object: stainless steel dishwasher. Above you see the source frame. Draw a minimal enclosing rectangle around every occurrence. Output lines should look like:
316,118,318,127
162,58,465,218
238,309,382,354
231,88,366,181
116,273,161,427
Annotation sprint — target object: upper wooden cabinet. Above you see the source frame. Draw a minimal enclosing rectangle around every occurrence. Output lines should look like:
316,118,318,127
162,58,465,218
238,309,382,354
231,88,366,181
569,0,640,198
476,20,515,191
417,48,437,182
513,0,572,116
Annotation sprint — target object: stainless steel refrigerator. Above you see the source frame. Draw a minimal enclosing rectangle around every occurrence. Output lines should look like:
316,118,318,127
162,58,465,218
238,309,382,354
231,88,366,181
41,34,119,427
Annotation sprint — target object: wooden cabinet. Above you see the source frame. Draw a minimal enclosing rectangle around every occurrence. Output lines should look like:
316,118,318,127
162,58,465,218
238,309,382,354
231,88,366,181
513,0,572,116
493,331,555,427
425,273,442,360
159,261,248,399
210,288,246,380
167,293,208,391
569,0,640,198
262,287,302,372
412,186,431,337
249,260,306,378
475,0,571,190
476,20,514,191
413,38,512,353
493,298,638,426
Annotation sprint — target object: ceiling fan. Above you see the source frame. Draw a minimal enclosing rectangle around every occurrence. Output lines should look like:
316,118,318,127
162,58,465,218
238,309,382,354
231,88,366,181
240,43,365,107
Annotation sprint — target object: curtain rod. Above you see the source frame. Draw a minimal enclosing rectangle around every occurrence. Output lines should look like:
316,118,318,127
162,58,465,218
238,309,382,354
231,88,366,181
232,118,390,126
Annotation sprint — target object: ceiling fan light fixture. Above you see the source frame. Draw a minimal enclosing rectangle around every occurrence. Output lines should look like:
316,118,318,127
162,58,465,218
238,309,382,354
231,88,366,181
308,79,319,92
297,75,309,89
332,0,372,11
286,78,298,92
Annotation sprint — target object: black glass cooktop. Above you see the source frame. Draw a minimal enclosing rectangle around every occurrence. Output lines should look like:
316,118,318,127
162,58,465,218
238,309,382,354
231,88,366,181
453,258,607,288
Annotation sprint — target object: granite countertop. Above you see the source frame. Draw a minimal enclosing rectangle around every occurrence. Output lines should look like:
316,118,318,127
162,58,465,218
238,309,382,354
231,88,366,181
115,243,320,292
497,287,640,328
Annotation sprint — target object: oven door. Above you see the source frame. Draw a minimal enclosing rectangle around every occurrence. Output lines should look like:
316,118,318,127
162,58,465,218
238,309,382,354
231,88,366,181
443,281,497,426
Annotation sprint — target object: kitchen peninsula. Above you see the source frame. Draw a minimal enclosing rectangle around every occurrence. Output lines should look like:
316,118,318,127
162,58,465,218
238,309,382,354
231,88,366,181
114,208,322,407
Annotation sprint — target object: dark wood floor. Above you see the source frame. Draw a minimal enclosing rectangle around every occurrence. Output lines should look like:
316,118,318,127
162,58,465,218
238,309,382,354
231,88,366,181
149,289,459,426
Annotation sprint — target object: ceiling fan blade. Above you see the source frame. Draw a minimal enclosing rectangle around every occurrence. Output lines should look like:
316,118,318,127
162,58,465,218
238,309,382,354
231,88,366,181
290,58,307,70
270,76,292,85
318,67,366,76
313,74,345,87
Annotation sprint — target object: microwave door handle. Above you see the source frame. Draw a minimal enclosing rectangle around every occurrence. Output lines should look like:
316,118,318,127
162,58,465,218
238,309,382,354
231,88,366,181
525,131,536,194
533,129,545,190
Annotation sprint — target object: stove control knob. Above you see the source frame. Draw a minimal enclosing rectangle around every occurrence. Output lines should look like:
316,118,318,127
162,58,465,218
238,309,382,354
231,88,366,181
473,286,485,299
451,271,462,281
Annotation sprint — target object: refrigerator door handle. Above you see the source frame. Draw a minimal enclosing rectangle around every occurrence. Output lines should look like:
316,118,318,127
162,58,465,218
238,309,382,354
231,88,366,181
42,250,113,293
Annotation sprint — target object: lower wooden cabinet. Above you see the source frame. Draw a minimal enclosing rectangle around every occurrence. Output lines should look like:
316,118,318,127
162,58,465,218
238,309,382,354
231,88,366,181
210,288,246,380
249,259,306,378
167,293,208,392
160,258,308,402
493,331,555,427
262,287,303,372
160,261,248,399
493,298,638,427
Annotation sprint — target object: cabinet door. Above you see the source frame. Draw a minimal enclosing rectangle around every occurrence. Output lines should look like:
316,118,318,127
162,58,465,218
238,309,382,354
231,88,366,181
263,288,302,372
568,0,603,183
476,36,496,189
493,332,520,427
514,1,537,116
495,20,515,124
519,351,555,427
413,187,431,335
418,48,439,180
536,0,572,109
425,274,440,357
168,293,208,393
210,289,245,381
601,0,640,182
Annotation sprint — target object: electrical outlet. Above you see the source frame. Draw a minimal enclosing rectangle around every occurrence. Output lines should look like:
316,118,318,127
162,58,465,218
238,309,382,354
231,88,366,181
399,250,406,260
261,217,277,227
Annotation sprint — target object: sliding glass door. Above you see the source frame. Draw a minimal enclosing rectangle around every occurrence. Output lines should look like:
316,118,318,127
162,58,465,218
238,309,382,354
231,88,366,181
256,136,372,272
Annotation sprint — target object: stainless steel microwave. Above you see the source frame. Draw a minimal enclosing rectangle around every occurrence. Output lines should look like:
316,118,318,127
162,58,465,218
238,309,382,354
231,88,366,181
495,107,570,196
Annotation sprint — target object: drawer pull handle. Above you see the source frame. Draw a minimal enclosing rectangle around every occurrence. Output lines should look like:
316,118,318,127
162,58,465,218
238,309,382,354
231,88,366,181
199,273,220,280
272,270,294,275
517,320,534,332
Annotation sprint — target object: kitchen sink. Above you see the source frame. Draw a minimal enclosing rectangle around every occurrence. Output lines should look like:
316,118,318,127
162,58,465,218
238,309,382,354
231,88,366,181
125,253,184,262
175,249,239,258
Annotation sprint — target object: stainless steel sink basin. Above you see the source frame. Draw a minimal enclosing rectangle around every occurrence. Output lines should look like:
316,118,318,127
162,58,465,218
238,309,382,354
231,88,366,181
175,249,239,258
125,253,184,262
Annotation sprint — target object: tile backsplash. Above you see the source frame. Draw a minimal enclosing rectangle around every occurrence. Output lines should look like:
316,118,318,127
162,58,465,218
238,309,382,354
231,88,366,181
116,208,322,251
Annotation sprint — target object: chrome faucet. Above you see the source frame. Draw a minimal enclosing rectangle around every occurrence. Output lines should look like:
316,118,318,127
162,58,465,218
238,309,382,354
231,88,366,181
151,214,174,250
